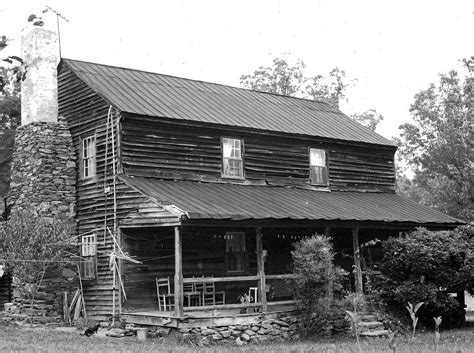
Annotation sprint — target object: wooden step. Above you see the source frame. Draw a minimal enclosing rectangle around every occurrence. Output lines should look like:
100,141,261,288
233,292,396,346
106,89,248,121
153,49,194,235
360,329,390,337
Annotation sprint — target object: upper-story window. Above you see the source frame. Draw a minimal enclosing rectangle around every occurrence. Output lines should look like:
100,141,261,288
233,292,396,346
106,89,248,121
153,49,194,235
222,137,244,179
309,148,328,186
81,135,96,179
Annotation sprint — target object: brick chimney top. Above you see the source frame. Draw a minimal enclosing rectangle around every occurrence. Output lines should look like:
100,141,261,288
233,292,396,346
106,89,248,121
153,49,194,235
20,12,59,125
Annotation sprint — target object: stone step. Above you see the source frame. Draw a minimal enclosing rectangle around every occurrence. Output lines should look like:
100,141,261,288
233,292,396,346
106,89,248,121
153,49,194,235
360,329,390,337
358,321,384,332
360,315,378,322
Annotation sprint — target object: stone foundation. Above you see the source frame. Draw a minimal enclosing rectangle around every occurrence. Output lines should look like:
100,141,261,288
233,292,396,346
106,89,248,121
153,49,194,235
145,311,350,345
4,266,79,324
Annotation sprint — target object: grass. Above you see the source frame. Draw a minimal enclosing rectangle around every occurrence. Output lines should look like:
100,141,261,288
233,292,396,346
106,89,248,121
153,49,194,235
0,323,472,352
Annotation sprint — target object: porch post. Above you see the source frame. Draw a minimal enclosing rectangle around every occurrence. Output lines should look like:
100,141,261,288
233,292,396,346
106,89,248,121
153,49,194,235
352,227,363,294
325,227,334,304
256,227,267,312
174,226,184,317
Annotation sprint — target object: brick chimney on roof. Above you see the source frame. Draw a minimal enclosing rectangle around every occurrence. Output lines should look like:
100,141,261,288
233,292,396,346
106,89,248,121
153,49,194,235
20,13,59,125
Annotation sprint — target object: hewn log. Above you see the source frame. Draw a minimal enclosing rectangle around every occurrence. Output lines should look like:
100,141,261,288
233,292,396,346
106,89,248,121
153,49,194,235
352,228,363,294
174,226,184,317
256,227,267,312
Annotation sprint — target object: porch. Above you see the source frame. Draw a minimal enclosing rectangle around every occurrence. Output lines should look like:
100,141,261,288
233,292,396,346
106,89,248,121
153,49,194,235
114,176,462,326
122,301,299,328
117,224,385,327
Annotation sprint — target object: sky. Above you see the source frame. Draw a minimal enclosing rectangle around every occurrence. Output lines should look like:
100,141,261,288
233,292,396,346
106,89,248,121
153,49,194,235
1,0,473,140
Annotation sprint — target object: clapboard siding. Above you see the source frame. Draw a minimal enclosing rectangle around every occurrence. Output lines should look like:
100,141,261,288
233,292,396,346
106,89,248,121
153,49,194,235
58,64,179,319
121,115,396,192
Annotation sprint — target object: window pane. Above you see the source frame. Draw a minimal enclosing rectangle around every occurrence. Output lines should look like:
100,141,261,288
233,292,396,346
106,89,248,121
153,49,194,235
310,166,328,185
222,138,243,178
223,138,232,157
310,148,325,166
82,136,96,178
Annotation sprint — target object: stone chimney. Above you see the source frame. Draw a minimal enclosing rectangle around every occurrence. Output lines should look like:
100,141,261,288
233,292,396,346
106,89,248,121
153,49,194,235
20,15,59,125
9,13,76,222
6,14,79,322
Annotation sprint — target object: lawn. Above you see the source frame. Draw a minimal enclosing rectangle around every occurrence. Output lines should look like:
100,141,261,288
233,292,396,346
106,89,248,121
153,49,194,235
0,324,472,352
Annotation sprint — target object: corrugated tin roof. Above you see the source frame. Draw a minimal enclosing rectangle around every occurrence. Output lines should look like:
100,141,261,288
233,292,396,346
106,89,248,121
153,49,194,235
119,175,462,226
61,59,395,147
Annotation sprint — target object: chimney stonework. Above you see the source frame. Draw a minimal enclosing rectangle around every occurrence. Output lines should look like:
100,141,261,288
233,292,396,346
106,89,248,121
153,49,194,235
6,19,78,322
20,25,58,125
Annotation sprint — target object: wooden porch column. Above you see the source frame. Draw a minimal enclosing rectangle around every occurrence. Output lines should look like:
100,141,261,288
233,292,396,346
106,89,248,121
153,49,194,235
325,227,334,304
352,227,363,294
256,227,267,312
174,226,184,317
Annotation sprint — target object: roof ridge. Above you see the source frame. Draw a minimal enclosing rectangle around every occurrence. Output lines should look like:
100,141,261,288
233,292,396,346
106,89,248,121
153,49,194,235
60,58,337,108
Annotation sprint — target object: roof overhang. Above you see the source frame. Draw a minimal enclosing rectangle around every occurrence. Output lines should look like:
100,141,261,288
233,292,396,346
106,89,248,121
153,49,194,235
119,175,464,229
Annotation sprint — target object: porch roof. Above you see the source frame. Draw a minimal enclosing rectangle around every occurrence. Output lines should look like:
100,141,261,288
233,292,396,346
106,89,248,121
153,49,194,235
119,175,463,227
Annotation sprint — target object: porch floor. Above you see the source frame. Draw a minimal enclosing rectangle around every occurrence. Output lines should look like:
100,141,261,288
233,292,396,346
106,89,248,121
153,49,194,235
121,303,299,328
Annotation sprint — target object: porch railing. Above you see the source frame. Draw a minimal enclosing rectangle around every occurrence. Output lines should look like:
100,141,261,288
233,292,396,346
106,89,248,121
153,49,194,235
180,274,297,313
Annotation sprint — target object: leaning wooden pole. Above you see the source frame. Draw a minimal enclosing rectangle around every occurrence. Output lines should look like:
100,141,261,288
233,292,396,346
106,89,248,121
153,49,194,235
256,227,267,312
174,226,184,317
352,227,363,294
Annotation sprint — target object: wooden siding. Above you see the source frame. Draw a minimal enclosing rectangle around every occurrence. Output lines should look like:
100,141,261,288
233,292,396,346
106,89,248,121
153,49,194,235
121,115,396,192
58,64,179,319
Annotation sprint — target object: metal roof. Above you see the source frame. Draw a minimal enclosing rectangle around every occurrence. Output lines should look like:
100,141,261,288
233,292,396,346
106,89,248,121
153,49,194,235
119,175,462,226
61,59,395,147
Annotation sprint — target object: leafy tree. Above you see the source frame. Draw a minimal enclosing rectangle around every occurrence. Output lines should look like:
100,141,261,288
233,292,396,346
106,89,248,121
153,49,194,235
0,67,21,130
1,34,21,130
240,54,384,130
398,67,473,221
240,55,307,97
374,226,474,328
0,210,73,325
350,109,384,132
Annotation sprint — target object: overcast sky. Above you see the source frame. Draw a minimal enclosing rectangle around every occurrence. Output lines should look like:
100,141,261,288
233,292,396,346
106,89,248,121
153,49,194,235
1,0,472,139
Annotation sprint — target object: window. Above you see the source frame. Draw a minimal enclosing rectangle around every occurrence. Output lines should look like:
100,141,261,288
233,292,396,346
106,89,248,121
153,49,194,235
309,148,328,185
81,135,96,179
222,138,244,179
225,232,247,273
80,234,97,280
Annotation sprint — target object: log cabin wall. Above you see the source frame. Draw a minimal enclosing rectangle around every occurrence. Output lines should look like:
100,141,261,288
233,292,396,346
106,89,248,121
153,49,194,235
121,115,396,193
58,64,179,319
120,226,320,311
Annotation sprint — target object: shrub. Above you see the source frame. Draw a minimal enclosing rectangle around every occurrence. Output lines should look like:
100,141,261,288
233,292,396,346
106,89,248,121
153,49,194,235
291,234,345,334
0,209,73,325
374,226,473,328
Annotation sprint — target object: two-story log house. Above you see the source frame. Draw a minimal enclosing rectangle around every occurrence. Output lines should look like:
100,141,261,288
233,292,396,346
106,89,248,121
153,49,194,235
57,58,462,326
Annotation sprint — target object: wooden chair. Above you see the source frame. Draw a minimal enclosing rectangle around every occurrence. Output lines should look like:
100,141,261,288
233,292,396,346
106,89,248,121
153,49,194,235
183,281,201,307
202,281,225,306
156,277,174,311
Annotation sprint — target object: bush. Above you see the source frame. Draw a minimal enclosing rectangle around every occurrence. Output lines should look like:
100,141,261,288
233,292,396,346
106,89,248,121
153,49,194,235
0,209,73,325
291,234,345,334
374,226,473,328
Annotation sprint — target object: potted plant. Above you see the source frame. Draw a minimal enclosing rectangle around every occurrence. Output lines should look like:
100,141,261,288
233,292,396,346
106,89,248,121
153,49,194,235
237,293,253,314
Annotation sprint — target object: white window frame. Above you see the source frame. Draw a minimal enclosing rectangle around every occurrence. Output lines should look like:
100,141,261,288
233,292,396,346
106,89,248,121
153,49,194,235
81,135,96,179
309,148,328,186
222,137,244,179
80,234,97,280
